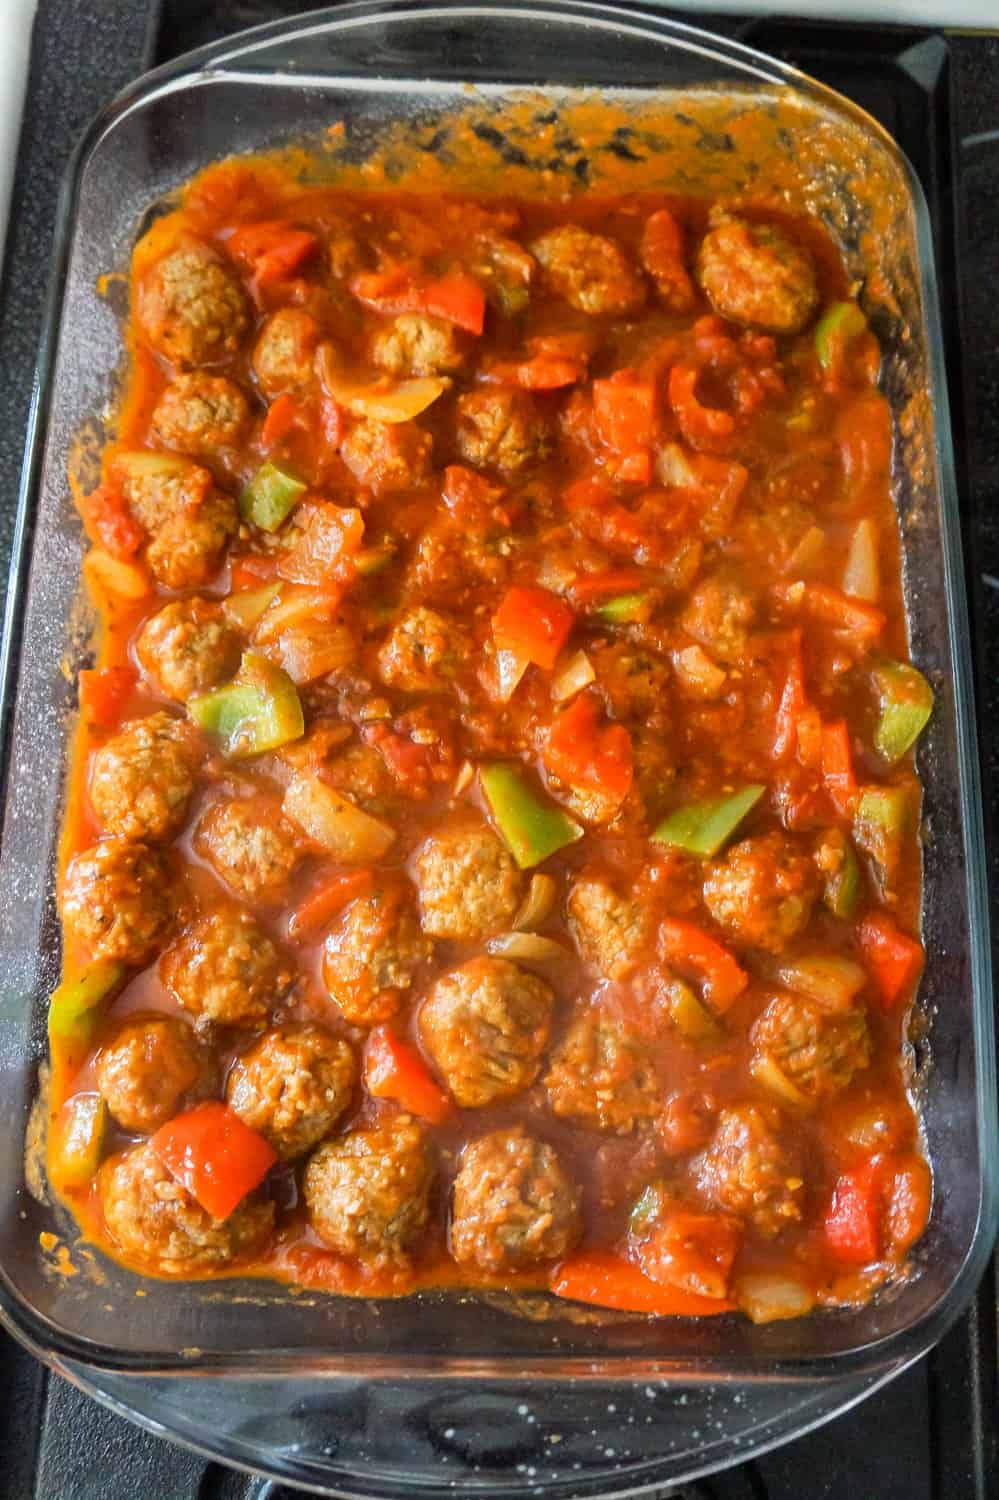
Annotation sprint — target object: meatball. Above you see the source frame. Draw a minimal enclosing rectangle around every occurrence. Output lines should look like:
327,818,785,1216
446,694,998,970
340,418,433,492
567,872,650,980
226,1023,356,1159
377,607,469,694
152,373,250,455
322,742,398,816
195,797,302,904
161,906,294,1029
419,957,553,1108
96,1013,219,1133
120,454,214,534
455,388,550,474
145,486,238,591
751,991,871,1106
303,1114,435,1268
544,1005,660,1135
680,575,756,665
60,839,175,965
415,821,523,940
323,880,431,1027
372,313,465,376
694,1103,803,1236
695,216,819,335
531,225,646,316
89,712,199,842
135,597,240,704
251,308,321,397
137,236,249,368
702,833,819,954
100,1141,273,1273
450,1128,581,1274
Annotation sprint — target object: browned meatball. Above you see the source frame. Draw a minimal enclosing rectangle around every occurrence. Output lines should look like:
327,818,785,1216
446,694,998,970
89,712,199,842
455,388,550,474
60,840,175,965
377,607,469,694
96,1013,219,1133
135,597,240,704
226,1023,356,1159
145,487,238,591
751,991,871,1107
371,313,465,376
303,1115,435,1268
161,906,294,1029
323,881,431,1027
137,236,249,368
322,742,398,816
119,454,214,534
251,308,321,397
100,1141,273,1273
450,1128,581,1274
340,418,433,493
415,821,522,940
693,1103,803,1236
695,216,819,334
680,575,756,665
544,1005,660,1135
152,373,250,455
419,957,553,1108
567,872,650,980
702,833,819,953
195,797,302,904
532,225,646,315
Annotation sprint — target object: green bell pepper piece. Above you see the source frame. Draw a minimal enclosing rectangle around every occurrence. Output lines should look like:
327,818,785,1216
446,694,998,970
48,961,125,1051
822,830,862,920
666,977,722,1041
52,1093,109,1190
189,650,304,758
480,763,583,869
354,540,398,577
240,460,307,533
595,593,652,625
652,784,764,858
854,785,909,897
815,302,867,370
872,660,933,764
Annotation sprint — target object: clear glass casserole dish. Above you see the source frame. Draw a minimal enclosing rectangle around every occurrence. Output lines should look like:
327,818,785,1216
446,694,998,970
0,1,994,1492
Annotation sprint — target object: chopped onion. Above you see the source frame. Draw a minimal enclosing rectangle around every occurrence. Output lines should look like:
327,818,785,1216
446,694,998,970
750,1054,811,1110
777,956,867,1013
223,581,281,630
82,548,151,601
318,343,446,423
551,650,595,704
284,773,394,863
736,1273,814,1325
672,644,727,700
452,760,475,797
512,874,558,932
493,648,529,704
254,585,338,645
486,932,570,962
275,620,356,685
843,518,880,602
784,525,825,576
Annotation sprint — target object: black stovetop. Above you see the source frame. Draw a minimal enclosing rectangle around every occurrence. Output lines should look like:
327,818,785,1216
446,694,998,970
1,3,998,1497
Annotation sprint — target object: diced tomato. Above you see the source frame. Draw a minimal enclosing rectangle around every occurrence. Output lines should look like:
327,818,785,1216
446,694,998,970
319,394,344,451
551,1251,735,1316
825,1160,881,1264
640,208,694,309
227,220,319,288
230,554,278,588
658,918,747,1014
78,665,137,730
858,912,924,1010
822,718,858,816
287,869,374,939
836,393,892,491
592,369,657,453
571,568,645,603
772,643,806,761
492,586,575,671
636,1207,741,1302
562,475,614,515
543,691,633,802
441,464,503,514
826,1151,931,1265
795,704,823,772
486,354,585,389
364,1026,453,1125
151,1101,276,1221
668,362,736,451
83,482,144,560
350,267,485,334
260,393,303,453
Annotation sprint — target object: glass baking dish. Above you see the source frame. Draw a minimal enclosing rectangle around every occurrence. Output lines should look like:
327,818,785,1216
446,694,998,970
0,0,995,1490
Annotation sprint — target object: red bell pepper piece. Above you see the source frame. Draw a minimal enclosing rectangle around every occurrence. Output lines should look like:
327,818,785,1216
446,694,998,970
658,918,748,1014
543,691,633,802
83,482,145,559
858,912,924,1009
822,718,858,816
287,869,374,939
364,1026,453,1125
78,665,137,730
492,586,575,672
227,220,319,288
230,554,278,589
772,644,806,762
259,393,302,453
668,362,736,449
592,369,657,453
825,1160,882,1264
772,580,886,644
350,268,485,334
551,1251,735,1316
485,354,586,390
151,1102,276,1221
